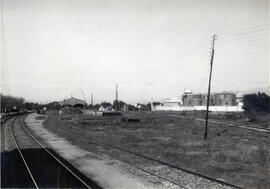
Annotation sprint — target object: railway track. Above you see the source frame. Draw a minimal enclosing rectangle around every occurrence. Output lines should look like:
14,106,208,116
169,114,270,133
86,136,242,189
5,114,244,189
1,112,25,123
6,115,101,189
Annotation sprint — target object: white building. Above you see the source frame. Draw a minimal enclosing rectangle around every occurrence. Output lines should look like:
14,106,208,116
163,97,182,106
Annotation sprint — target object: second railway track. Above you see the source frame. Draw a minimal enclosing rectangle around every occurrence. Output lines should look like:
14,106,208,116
84,135,242,189
169,114,270,133
4,114,245,189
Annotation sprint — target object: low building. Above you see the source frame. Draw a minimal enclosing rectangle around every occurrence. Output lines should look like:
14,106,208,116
163,97,182,106
182,92,237,106
59,97,86,108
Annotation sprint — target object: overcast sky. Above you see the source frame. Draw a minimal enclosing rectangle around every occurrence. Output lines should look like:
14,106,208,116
1,0,269,104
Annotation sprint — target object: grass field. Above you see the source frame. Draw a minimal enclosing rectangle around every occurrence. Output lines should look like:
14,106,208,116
43,110,270,189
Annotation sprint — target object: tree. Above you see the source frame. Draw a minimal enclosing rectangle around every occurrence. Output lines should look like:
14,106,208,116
46,101,61,110
243,92,270,113
146,103,152,111
24,102,41,111
112,100,126,110
137,103,151,111
127,104,138,111
1,93,25,112
100,102,112,108
152,102,162,106
93,103,101,110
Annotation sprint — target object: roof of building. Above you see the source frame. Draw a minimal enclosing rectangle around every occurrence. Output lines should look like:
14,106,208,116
59,97,86,106
184,92,236,96
164,97,182,103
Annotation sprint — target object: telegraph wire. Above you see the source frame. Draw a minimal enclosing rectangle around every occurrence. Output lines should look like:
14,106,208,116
219,29,269,39
215,44,268,55
216,51,268,59
218,34,269,44
218,25,270,38
216,40,269,48
216,48,268,55
217,34,269,44
215,43,269,53
214,28,269,58
218,24,270,36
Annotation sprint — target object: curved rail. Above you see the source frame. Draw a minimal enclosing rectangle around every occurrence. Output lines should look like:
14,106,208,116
10,117,39,189
11,115,92,189
1,112,25,123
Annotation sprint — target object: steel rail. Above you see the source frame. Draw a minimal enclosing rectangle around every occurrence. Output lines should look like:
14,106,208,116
10,117,39,189
109,152,188,189
21,115,186,188
18,117,92,189
168,115,270,133
87,137,242,189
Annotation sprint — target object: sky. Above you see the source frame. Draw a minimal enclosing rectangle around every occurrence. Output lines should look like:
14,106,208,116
1,0,269,104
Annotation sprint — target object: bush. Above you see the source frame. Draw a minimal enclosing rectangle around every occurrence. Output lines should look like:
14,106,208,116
242,92,270,113
1,94,25,112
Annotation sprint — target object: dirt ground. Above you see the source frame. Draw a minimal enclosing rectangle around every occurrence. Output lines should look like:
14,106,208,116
43,110,270,189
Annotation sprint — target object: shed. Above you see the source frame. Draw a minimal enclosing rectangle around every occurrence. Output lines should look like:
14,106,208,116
59,97,86,108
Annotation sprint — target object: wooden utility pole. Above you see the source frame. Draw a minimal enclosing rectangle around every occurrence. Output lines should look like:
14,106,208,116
115,84,119,110
116,84,118,101
204,34,217,140
91,92,93,109
81,89,86,102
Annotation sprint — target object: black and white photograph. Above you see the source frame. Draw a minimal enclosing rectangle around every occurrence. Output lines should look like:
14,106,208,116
1,0,269,188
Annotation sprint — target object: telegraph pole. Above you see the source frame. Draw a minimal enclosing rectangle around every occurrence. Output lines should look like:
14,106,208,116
116,84,118,101
115,84,119,110
81,89,86,102
204,34,217,140
91,92,93,109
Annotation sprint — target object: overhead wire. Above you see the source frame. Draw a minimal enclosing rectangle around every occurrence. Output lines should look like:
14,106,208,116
214,25,269,59
217,34,269,44
218,25,270,39
216,43,269,53
216,41,269,49
218,24,270,35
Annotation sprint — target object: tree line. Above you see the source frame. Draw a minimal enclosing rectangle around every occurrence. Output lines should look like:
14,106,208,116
0,94,155,112
2,92,269,113
88,100,152,111
1,93,41,113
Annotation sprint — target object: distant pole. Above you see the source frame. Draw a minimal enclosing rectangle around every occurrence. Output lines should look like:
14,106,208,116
204,34,217,140
116,84,119,110
116,84,118,101
81,89,86,102
91,93,93,109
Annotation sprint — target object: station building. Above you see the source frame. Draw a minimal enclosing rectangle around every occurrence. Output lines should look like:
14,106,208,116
59,97,86,108
163,97,182,106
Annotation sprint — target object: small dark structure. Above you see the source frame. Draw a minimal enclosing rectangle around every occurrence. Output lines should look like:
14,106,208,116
127,118,140,122
121,117,140,123
102,112,122,117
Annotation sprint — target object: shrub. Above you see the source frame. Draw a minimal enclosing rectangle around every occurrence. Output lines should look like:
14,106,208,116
242,92,270,113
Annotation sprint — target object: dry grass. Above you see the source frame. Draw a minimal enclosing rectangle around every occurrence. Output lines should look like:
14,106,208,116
44,111,270,189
